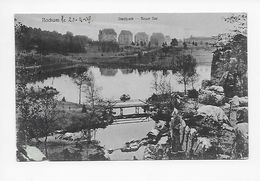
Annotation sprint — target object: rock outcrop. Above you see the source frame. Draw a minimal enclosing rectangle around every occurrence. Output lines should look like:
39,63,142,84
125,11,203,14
229,96,248,126
143,136,170,160
17,145,46,161
233,122,248,159
210,34,247,97
230,96,248,107
198,85,225,106
196,105,229,124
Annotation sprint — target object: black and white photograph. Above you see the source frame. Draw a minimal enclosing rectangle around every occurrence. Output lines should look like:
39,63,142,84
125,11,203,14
15,13,248,161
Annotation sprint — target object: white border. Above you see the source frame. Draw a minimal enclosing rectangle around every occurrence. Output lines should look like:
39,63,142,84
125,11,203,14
1,0,260,181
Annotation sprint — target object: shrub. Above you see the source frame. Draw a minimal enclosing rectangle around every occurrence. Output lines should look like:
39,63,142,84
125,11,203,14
188,89,199,99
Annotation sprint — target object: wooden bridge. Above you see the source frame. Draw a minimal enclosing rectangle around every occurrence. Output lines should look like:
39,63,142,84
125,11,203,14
110,99,153,125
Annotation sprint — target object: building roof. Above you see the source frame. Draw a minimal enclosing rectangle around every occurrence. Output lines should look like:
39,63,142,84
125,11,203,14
135,32,149,37
101,28,117,35
150,32,165,40
151,32,164,37
119,30,133,36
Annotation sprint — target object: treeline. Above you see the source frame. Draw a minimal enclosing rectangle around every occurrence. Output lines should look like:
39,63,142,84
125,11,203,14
90,41,120,53
15,21,92,54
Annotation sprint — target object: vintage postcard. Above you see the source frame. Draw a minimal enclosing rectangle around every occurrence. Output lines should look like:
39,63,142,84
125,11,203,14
15,13,248,161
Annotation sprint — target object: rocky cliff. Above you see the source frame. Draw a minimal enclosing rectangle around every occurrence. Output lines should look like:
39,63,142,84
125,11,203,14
210,34,247,97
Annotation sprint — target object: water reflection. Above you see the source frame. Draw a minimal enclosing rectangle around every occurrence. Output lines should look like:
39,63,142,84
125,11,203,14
96,121,155,160
121,69,134,74
99,68,118,76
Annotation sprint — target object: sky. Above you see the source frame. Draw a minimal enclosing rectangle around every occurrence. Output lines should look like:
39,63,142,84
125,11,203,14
15,13,236,40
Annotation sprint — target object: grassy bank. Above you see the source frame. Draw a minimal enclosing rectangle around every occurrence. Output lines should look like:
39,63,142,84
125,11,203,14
52,101,112,133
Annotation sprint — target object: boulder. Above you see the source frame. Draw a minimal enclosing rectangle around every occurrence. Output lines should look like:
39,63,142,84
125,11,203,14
220,103,231,116
143,144,158,160
201,80,213,89
198,86,225,106
239,97,248,107
230,96,248,107
169,119,213,159
233,122,248,159
181,127,197,154
17,145,46,161
157,136,168,145
235,123,248,140
143,144,169,160
230,96,240,107
229,107,248,126
155,120,168,133
197,105,229,124
62,131,85,141
197,137,212,149
192,137,212,156
147,129,160,137
193,105,232,137
205,85,224,93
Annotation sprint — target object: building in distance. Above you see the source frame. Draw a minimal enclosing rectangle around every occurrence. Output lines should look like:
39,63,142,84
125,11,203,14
134,32,149,46
150,33,165,47
118,30,133,45
98,28,117,42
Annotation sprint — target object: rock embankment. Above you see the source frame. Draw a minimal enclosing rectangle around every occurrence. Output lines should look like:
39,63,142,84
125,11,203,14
141,84,248,160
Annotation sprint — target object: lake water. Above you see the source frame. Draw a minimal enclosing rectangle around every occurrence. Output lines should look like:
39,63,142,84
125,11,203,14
30,63,211,160
32,65,211,102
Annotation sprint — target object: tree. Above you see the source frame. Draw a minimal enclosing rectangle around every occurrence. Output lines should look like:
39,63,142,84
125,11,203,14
99,41,120,52
174,54,197,94
183,42,188,49
152,72,159,94
225,13,247,36
148,42,151,49
71,67,90,104
16,54,59,158
16,77,59,159
16,84,42,145
162,42,169,55
84,71,103,140
85,71,102,112
188,72,199,89
15,20,91,55
150,72,182,115
37,86,59,158
171,38,178,47
16,61,43,146
152,72,172,95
